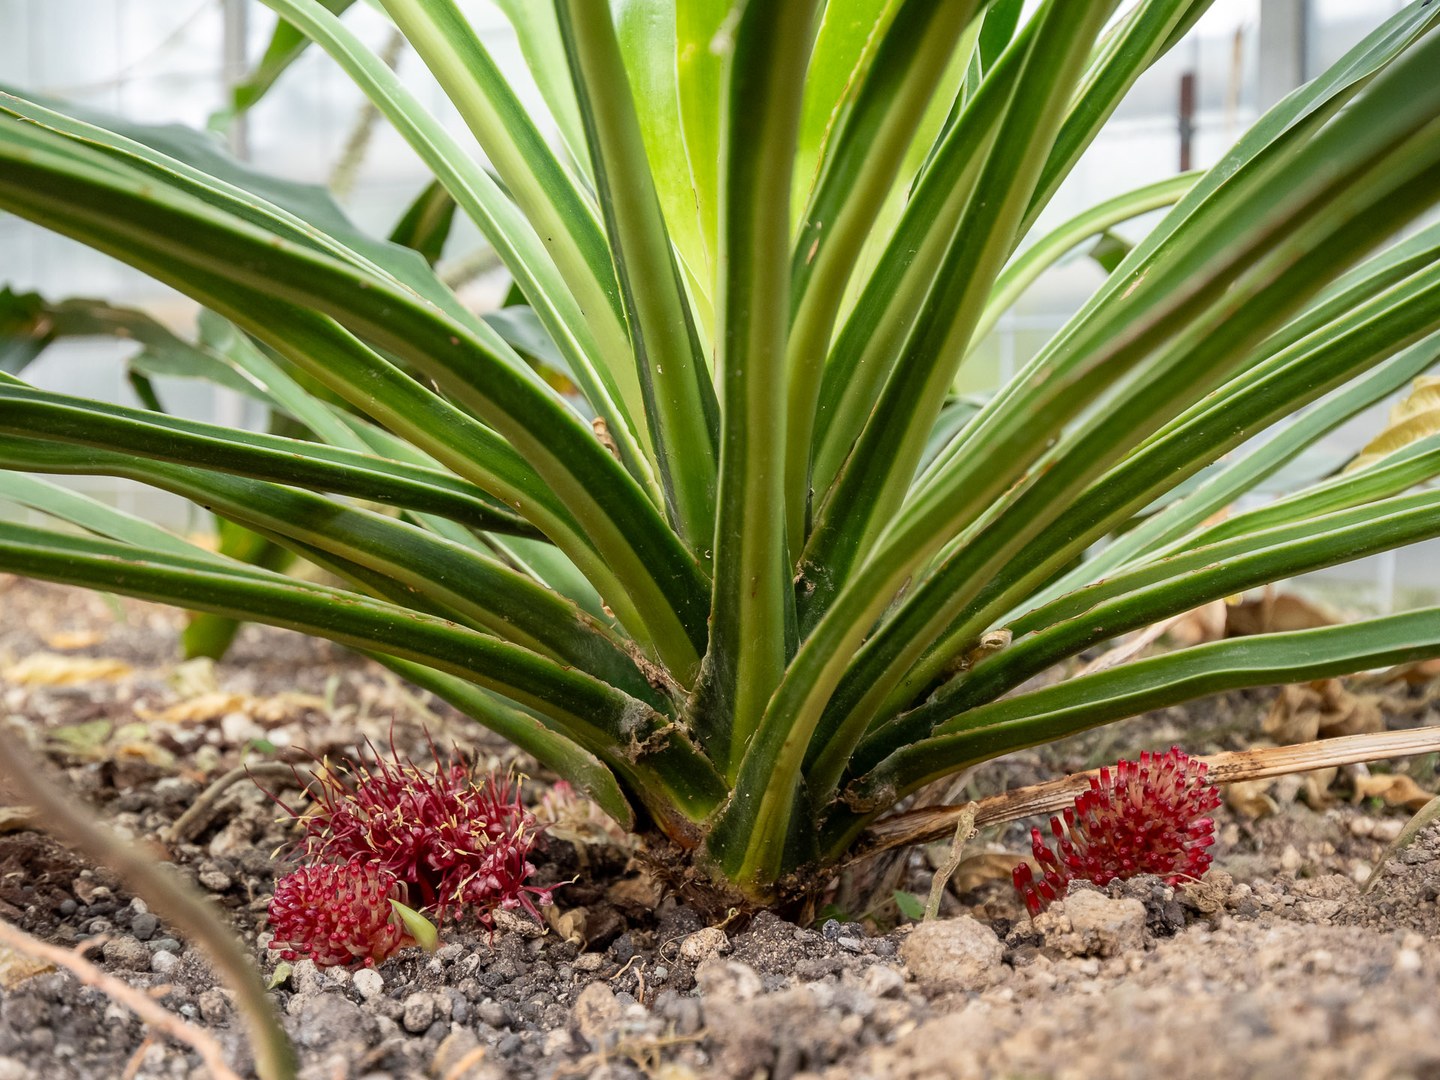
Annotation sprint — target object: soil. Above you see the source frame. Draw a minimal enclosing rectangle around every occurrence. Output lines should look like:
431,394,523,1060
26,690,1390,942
3,575,1440,1079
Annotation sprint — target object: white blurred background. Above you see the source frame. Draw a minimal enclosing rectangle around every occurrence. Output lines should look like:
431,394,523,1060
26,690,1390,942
0,0,1433,612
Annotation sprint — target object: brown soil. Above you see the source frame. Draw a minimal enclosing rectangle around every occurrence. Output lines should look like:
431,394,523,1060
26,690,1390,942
2,575,1440,1080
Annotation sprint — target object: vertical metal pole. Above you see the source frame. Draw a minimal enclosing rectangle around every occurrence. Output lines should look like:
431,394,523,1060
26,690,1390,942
1258,0,1306,111
1378,550,1398,616
222,0,250,161
1178,71,1196,172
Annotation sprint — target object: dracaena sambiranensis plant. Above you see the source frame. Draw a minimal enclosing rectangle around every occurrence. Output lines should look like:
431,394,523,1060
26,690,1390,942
3,0,1440,900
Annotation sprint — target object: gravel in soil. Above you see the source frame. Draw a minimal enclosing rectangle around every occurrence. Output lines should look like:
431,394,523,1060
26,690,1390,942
3,578,1440,1079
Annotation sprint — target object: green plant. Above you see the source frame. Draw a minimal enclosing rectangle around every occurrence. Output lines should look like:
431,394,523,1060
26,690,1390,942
3,1,1440,902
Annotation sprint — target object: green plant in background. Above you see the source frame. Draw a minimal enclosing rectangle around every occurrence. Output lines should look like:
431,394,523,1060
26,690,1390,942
3,0,1440,901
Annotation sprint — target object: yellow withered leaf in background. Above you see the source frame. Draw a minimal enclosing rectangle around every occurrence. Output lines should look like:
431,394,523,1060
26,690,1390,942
0,944,54,990
1352,772,1435,812
1,653,133,686
1347,375,1440,473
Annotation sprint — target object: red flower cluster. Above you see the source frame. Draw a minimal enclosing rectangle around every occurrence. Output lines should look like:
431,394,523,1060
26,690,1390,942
1013,746,1220,917
267,862,411,967
265,742,551,967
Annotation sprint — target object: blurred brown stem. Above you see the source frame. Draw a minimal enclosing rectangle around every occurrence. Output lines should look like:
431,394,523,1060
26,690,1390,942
0,735,296,1080
0,923,243,1080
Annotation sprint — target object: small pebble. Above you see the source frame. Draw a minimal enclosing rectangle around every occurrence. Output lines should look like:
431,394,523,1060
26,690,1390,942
149,938,182,955
198,869,233,892
130,912,159,941
353,968,385,1001
901,917,1004,993
571,982,620,1046
1374,819,1405,841
402,992,438,1034
198,989,230,1024
477,1001,512,1029
862,964,907,999
678,926,729,965
497,1033,523,1057
150,951,179,976
101,936,150,971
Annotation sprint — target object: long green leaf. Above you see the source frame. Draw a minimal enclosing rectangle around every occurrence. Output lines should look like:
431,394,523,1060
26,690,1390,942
969,170,1199,349
0,437,660,705
840,607,1440,839
0,288,260,398
808,14,1035,499
0,382,540,536
224,0,359,117
0,113,710,676
1026,345,1440,616
0,522,665,760
810,0,1204,500
0,471,221,559
792,0,898,227
783,0,981,553
250,0,656,487
373,0,632,390
489,0,592,180
854,488,1440,775
388,179,457,266
880,265,1440,718
693,0,817,777
1018,0,1211,234
674,0,729,287
611,0,713,315
1171,431,1440,553
555,0,720,552
800,0,1116,622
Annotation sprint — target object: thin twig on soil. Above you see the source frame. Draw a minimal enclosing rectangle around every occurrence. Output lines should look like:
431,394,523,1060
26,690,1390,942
923,805,976,921
855,726,1440,859
163,762,298,845
0,922,242,1080
0,734,297,1080
122,1034,157,1080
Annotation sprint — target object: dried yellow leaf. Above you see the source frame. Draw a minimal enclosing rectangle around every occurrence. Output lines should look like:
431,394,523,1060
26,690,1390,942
1225,778,1279,820
40,629,105,650
1348,375,1440,472
0,944,54,990
1352,772,1434,812
2,653,132,686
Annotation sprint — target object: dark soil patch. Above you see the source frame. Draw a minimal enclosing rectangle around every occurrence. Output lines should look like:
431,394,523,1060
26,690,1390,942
3,576,1440,1079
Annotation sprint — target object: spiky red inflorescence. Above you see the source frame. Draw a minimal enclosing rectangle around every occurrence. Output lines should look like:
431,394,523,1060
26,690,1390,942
267,861,412,968
1013,746,1221,917
285,741,552,929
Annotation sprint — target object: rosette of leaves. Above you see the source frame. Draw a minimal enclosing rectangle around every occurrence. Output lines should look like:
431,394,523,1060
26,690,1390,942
3,1,1440,901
